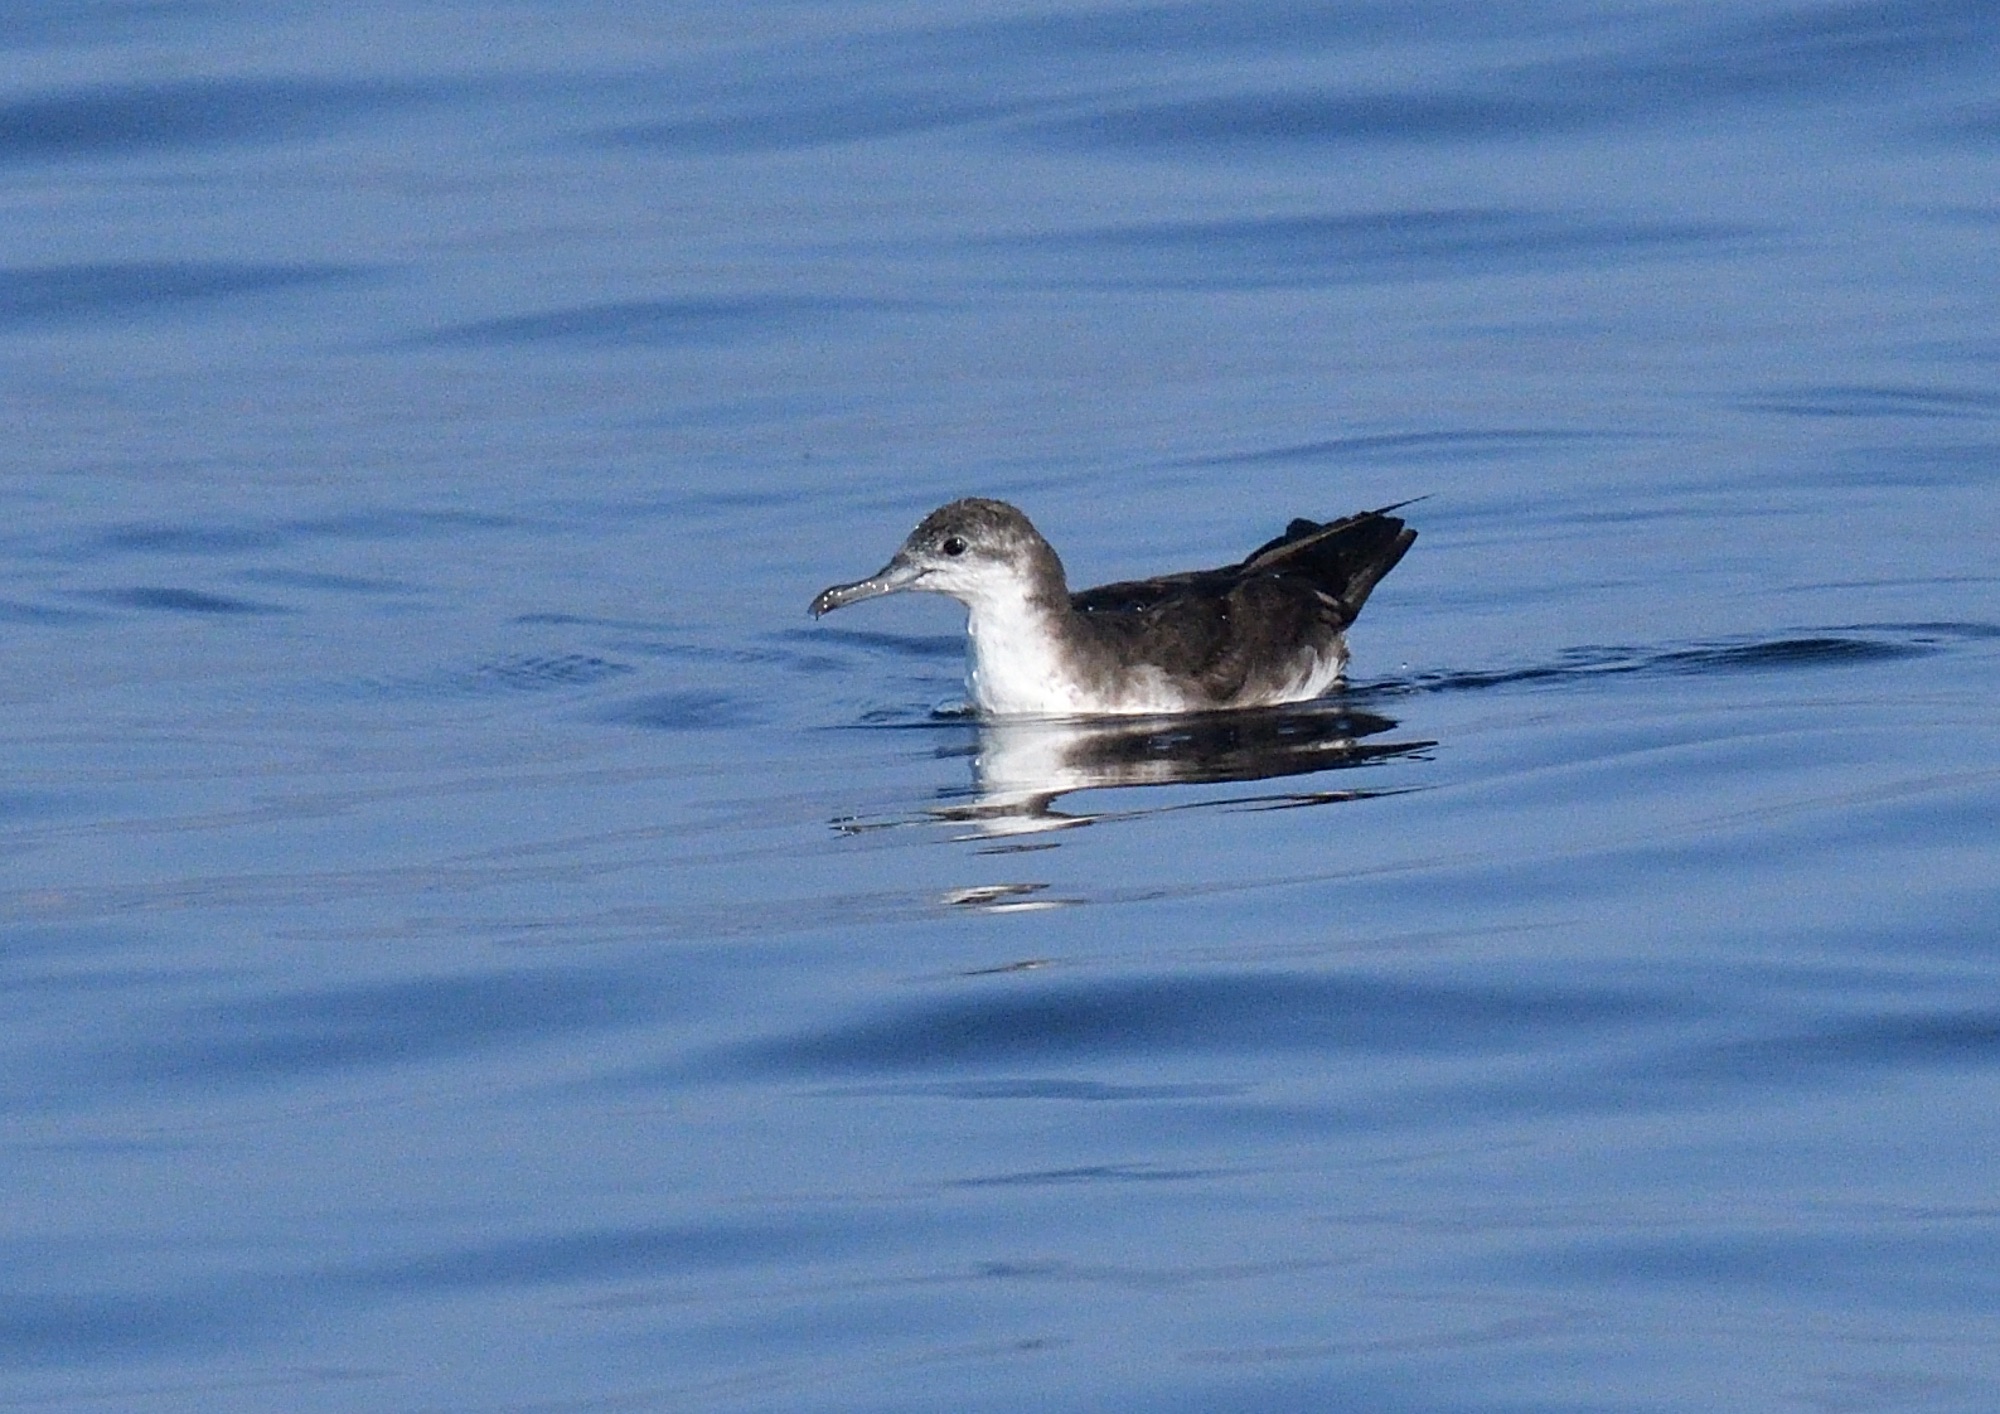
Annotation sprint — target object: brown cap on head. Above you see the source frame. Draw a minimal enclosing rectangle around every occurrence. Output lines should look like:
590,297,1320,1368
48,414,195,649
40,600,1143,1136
810,499,1065,617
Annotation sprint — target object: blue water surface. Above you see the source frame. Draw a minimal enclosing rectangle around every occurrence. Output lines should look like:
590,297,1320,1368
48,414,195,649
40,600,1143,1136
4,2,1999,1410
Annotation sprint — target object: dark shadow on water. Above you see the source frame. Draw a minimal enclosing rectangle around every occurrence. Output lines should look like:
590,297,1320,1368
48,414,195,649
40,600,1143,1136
329,654,658,706
1616,1008,2000,1096
0,261,366,327
1043,92,1597,149
1818,441,2000,488
943,1162,1221,1187
727,970,1669,1077
597,688,761,730
936,1,1452,59
0,1289,255,1367
76,509,519,564
0,77,417,163
96,524,285,555
1740,383,2000,419
1930,100,2000,139
285,508,519,540
966,209,1753,290
826,1078,1248,1103
80,586,289,616
1366,625,1986,699
235,567,412,594
410,295,906,349
460,653,634,694
0,598,104,625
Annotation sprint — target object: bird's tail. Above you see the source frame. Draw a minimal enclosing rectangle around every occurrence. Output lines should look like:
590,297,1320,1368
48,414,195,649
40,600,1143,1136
1243,502,1419,624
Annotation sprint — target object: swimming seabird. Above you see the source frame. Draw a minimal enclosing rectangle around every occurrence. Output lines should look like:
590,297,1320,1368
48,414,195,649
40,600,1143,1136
810,498,1416,717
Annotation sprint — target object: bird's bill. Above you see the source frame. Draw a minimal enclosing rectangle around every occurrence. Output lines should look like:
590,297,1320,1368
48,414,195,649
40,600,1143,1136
808,554,926,617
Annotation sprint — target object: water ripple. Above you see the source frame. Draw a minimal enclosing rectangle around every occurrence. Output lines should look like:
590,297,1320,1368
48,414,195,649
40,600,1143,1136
0,1216,837,1367
1741,384,2000,419
1510,1225,2000,1299
0,1288,251,1366
78,508,518,561
413,295,901,349
1035,0,2000,151
461,653,633,694
104,966,673,1084
0,77,415,162
596,689,762,730
0,3,195,51
343,1222,823,1294
79,586,289,616
0,261,365,327
977,209,1752,289
594,93,1042,153
1647,1009,2000,1086
1370,625,1977,698
727,971,1672,1077
1052,92,1591,149
1179,429,1635,469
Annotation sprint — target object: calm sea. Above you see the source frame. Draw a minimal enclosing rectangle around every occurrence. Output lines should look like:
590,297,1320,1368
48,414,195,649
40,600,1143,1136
5,2,1999,1410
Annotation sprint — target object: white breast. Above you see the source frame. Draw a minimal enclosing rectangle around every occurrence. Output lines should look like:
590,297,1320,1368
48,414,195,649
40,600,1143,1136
964,591,1098,716
962,588,1348,717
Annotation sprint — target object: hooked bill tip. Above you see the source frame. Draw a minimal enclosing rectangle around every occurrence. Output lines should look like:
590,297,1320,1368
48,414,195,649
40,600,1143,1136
808,582,854,618
808,561,921,620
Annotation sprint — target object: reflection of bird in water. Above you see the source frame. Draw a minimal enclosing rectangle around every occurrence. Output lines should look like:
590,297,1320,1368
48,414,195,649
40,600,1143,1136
946,702,1430,836
811,498,1415,718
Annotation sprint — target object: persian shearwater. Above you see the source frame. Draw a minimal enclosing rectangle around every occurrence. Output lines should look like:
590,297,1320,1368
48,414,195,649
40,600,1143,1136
810,498,1416,718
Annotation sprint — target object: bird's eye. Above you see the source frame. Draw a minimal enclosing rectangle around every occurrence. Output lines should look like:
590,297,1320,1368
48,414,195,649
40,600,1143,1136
942,536,967,557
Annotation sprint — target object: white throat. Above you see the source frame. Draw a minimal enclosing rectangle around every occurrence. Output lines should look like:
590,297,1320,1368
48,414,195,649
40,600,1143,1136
963,586,1079,717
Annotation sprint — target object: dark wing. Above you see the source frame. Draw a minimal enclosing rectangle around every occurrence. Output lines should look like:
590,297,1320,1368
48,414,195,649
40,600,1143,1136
1065,505,1417,706
1072,504,1417,625
1066,574,1339,705
1069,566,1234,616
